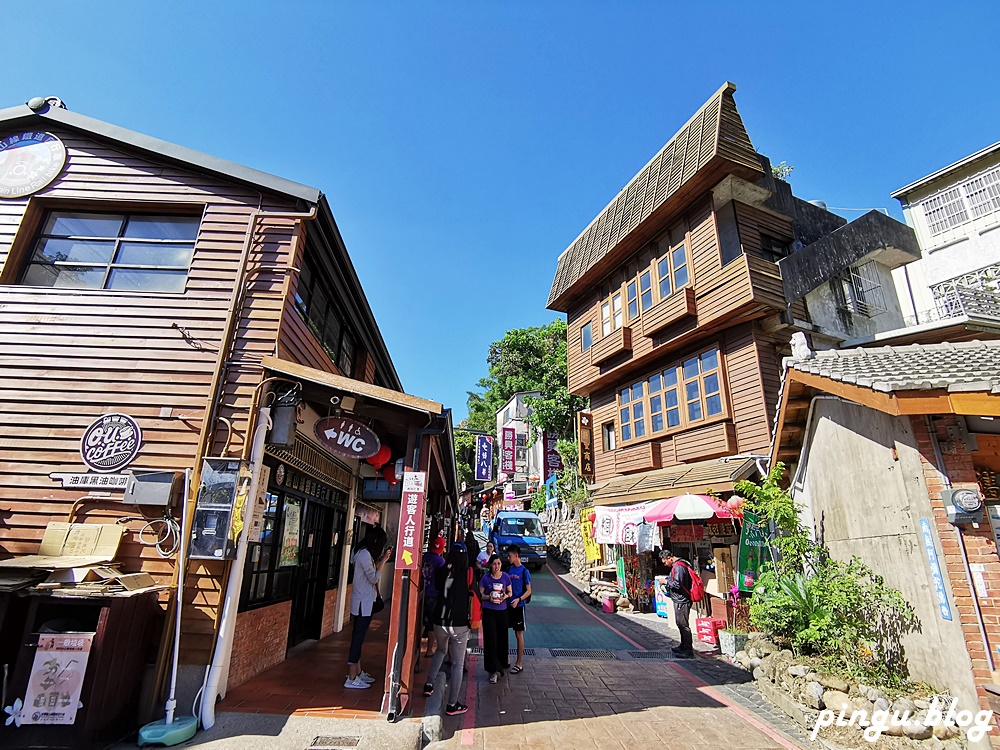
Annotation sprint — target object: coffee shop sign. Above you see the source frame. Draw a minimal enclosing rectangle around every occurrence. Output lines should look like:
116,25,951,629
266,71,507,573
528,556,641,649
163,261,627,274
314,416,380,460
80,413,142,473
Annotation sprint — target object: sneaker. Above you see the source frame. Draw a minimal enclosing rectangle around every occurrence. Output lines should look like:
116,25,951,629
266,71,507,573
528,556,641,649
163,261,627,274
358,671,376,684
344,677,371,689
446,702,469,716
488,672,499,684
671,649,695,659
423,682,434,697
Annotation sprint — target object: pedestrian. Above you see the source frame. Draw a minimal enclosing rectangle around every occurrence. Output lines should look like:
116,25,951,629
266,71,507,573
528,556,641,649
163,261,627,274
421,537,447,657
422,543,472,716
505,544,532,674
476,541,495,572
478,553,511,684
464,529,480,570
345,526,392,689
659,549,694,658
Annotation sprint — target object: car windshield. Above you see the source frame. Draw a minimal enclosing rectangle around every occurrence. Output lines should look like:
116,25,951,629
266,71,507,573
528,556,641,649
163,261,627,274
500,517,542,537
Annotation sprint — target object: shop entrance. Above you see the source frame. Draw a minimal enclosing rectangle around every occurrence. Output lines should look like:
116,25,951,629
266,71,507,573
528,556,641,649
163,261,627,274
288,501,333,649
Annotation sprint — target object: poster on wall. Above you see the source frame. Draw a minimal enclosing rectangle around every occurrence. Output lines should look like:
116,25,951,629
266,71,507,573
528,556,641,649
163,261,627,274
593,505,648,545
18,633,94,725
278,499,301,567
580,507,601,562
737,510,768,592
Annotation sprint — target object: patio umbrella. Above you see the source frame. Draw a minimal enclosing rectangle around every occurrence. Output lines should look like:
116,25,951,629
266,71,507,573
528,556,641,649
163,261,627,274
642,493,732,525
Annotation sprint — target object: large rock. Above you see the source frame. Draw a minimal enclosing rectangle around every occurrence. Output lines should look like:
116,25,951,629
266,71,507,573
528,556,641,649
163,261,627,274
754,639,779,656
817,674,850,693
873,697,890,713
750,657,761,669
892,697,919,715
822,690,854,713
803,681,825,709
933,723,960,740
735,650,750,667
753,667,765,681
902,720,932,740
787,664,810,678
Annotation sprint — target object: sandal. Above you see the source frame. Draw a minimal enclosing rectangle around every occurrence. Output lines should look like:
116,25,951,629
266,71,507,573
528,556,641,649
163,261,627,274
510,665,523,674
489,672,499,684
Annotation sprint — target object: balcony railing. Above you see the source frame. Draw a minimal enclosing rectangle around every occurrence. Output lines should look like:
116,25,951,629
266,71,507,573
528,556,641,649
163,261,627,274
905,284,1000,326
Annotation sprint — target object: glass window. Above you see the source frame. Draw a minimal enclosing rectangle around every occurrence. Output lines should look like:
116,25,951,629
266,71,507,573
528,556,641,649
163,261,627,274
22,210,198,293
639,271,653,310
632,402,645,437
601,301,611,336
611,293,622,330
657,256,671,299
627,280,638,320
602,422,616,451
339,330,356,377
683,356,700,380
673,245,689,288
648,373,662,393
631,381,643,402
581,322,593,351
650,394,664,432
295,253,365,376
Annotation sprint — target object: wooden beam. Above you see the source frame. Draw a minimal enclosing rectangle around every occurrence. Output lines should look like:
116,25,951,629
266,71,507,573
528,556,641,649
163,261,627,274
949,392,1000,417
786,370,900,416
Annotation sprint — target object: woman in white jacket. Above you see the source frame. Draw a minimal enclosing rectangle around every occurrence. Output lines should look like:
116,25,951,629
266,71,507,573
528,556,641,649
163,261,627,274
345,526,391,689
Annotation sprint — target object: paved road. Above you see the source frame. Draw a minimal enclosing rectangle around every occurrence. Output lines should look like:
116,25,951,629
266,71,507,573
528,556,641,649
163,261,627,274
437,565,804,750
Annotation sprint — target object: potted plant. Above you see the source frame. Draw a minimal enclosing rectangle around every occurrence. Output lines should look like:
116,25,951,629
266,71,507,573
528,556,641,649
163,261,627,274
717,585,752,658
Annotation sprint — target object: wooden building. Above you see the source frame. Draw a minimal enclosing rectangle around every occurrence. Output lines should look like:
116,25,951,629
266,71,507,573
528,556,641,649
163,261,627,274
0,97,455,741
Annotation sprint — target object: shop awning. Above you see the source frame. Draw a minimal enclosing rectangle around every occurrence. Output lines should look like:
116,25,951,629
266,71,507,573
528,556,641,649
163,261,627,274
590,456,759,507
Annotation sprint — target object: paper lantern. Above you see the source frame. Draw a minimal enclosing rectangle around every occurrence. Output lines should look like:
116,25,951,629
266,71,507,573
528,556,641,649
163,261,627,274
381,464,398,486
366,444,392,470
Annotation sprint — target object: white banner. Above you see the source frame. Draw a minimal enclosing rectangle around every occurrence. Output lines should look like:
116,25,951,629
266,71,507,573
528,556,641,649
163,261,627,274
594,504,649,545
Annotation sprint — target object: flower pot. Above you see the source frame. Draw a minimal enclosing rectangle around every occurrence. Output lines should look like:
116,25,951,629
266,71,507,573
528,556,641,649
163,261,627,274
717,629,749,657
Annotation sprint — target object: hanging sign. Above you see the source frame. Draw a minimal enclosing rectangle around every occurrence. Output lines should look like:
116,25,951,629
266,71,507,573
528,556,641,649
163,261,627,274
543,431,563,482
314,416,380,460
0,131,67,199
669,525,705,543
500,428,516,474
737,510,768,592
474,435,493,482
920,517,953,620
395,472,426,569
578,412,594,481
18,633,94,725
593,504,647,545
80,413,142,473
278,499,301,567
49,473,129,490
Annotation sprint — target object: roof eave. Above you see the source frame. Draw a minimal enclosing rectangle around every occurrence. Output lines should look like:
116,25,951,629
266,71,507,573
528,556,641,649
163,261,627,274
891,141,1000,200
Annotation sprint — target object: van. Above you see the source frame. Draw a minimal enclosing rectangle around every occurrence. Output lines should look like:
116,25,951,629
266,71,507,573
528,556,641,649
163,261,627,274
489,510,547,570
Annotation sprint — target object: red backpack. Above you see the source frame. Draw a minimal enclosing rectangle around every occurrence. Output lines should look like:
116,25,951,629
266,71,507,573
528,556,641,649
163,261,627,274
676,561,705,603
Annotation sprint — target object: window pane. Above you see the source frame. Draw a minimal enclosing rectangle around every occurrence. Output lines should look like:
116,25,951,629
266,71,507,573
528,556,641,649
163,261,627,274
641,288,653,310
686,381,701,402
124,215,200,240
581,323,592,351
683,357,699,380
650,395,662,414
707,394,723,415
665,389,678,408
612,294,622,312
323,311,342,355
631,382,643,401
620,387,631,404
688,401,702,421
43,212,123,238
667,408,680,427
613,309,622,329
634,419,645,438
622,424,631,441
115,242,194,267
648,373,662,393
704,372,720,394
657,257,671,298
23,264,105,289
627,281,638,319
700,349,719,371
33,238,115,264
652,413,664,432
632,403,644,420
339,331,355,376
672,245,687,271
639,271,651,292
107,269,187,293
620,408,630,424
663,369,678,387
674,263,689,289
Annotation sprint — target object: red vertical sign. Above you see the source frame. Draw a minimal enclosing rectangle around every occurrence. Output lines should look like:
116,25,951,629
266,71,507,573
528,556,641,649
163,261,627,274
500,427,516,474
395,472,426,570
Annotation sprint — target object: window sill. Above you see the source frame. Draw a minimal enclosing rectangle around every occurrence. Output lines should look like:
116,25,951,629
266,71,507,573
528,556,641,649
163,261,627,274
5,284,188,297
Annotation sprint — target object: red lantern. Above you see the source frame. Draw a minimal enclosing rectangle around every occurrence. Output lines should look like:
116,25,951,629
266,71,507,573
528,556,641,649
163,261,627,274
381,464,398,486
366,444,392,470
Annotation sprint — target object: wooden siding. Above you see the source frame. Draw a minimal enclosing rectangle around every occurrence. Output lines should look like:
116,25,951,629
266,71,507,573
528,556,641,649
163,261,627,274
614,441,662,474
722,324,773,455
732,202,794,260
590,325,632,365
0,128,303,664
590,390,617,481
641,286,696,338
673,422,737,463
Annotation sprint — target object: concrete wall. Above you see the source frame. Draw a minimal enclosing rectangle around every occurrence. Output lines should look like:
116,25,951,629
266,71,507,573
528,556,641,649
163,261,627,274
805,260,907,343
792,399,982,720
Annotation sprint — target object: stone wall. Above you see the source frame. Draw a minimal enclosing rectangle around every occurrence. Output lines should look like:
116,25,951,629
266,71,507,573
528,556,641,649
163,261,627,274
544,509,589,583
228,600,292,689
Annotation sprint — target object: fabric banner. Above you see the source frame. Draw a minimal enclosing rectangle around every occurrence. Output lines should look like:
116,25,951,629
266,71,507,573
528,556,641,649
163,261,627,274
500,428,516,473
580,507,601,562
474,435,493,482
636,522,659,553
594,504,649,546
737,510,769,592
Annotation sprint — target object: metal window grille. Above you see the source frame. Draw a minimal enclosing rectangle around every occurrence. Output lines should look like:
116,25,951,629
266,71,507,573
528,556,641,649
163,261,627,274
834,260,887,317
963,167,1000,219
923,187,969,235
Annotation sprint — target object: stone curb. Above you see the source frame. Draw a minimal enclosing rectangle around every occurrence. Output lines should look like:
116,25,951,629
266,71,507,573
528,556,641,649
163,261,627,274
420,667,448,745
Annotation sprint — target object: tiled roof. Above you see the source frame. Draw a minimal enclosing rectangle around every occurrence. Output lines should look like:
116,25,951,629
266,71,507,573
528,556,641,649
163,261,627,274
789,340,1000,394
591,456,758,506
546,82,761,311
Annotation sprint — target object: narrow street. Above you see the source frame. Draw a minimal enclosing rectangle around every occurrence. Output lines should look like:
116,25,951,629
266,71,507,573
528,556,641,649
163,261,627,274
436,566,806,750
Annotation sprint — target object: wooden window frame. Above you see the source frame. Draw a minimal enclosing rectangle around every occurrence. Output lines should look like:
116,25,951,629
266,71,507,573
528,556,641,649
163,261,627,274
602,421,616,451
655,224,691,304
615,344,728,448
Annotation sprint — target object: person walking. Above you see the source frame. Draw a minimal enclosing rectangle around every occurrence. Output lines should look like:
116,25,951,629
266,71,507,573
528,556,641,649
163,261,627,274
478,553,511,684
422,543,473,715
345,527,391,689
660,549,694,658
421,537,447,657
476,541,495,572
464,530,480,570
505,544,532,674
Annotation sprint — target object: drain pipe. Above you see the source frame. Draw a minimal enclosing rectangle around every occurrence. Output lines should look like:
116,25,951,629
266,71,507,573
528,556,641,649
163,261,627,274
199,404,272,730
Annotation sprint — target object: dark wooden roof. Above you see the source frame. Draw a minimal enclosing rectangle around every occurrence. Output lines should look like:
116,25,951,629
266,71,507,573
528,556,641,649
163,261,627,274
547,82,762,312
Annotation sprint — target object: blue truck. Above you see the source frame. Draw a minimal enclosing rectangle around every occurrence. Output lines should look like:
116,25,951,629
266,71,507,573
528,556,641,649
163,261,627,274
488,510,547,570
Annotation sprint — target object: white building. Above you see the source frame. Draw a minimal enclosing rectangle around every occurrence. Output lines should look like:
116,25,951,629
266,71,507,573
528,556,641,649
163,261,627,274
891,142,1000,325
495,391,557,506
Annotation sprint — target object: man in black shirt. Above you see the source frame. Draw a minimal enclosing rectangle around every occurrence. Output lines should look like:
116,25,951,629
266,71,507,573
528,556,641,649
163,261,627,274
660,550,694,658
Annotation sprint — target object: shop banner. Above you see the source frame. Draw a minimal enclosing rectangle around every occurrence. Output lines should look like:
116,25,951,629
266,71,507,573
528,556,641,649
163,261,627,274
21,633,94,725
542,431,563,482
500,428,516,474
577,412,594,481
474,435,493,482
616,555,626,596
594,504,648,545
669,524,705,543
920,517,953,621
737,510,768,592
278,498,301,567
580,507,601,562
395,472,426,569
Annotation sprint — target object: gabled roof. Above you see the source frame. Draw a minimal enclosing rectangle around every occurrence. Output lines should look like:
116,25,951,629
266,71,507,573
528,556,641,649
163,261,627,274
891,141,1000,201
546,82,763,312
788,340,1000,394
590,456,758,507
0,100,320,204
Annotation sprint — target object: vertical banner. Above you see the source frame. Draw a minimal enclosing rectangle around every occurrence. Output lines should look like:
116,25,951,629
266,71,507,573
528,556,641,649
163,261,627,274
500,427,516,474
278,498,301,567
580,507,601,562
543,431,564,482
544,474,559,509
395,472,426,569
920,517,953,620
737,510,768,592
21,633,95,725
578,412,594,481
474,435,493,482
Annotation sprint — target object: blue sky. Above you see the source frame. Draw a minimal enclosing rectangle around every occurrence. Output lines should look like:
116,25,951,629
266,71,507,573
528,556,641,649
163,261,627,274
3,2,998,421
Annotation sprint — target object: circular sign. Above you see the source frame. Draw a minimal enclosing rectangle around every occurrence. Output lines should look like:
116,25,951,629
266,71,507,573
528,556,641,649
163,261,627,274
80,413,142,473
0,132,67,199
953,488,983,513
314,416,380,460
275,463,286,485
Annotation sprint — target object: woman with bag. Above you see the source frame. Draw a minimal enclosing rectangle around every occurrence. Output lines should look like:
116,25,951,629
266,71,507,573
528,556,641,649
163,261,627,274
478,553,512,684
422,543,473,715
345,526,391,689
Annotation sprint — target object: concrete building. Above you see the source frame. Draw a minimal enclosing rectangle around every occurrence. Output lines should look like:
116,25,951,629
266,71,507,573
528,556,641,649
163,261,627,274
494,392,562,509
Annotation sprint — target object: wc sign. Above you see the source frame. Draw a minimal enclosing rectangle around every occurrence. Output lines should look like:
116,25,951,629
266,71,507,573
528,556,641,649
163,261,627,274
314,416,381,460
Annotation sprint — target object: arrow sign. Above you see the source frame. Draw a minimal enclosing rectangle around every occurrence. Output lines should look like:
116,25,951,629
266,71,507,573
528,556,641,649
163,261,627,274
395,473,426,571
402,549,413,566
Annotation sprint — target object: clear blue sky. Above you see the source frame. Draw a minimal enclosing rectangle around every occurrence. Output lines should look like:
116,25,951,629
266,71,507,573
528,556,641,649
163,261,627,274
3,2,998,421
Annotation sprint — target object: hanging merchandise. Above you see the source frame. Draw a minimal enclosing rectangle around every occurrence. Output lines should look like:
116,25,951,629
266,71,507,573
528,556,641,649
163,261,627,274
636,522,659,553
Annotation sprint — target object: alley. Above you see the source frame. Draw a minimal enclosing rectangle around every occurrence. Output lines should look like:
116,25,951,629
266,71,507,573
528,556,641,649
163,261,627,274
435,566,805,750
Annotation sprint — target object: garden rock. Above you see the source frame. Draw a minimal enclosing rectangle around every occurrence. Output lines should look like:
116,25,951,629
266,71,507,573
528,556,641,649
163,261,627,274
787,664,810,678
873,697,891,713
818,674,850,693
735,650,750,667
933,722,960,740
753,638,778,656
914,698,930,709
753,667,765,681
803,681,825,709
750,657,761,669
893,697,919,715
822,690,854,713
902,719,932,740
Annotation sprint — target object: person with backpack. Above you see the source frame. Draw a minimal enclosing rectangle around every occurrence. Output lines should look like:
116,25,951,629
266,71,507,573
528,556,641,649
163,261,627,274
660,549,704,659
422,544,473,716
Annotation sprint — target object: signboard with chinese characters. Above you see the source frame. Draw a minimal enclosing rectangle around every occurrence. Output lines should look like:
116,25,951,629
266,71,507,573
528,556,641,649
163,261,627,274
248,466,271,541
577,412,594,481
21,633,94,725
80,413,142,473
920,517,953,620
737,510,768,592
580,507,601,562
49,473,129,490
593,504,646,545
500,428,516,474
278,498,301,567
0,131,67,199
474,435,493,482
395,472,426,569
314,416,380,460
543,431,563,482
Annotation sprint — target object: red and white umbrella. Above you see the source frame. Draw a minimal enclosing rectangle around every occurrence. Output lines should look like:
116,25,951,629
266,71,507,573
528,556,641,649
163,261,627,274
642,493,732,525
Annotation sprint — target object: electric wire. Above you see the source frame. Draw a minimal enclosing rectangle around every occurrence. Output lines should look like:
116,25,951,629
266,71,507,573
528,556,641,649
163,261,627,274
116,514,181,558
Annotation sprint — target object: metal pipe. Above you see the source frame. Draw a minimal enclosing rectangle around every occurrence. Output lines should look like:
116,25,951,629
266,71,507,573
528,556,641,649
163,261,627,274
164,468,191,724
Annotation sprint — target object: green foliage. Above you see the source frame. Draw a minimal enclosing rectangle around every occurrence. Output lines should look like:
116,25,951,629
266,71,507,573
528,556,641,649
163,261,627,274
738,462,919,687
453,426,477,489
771,161,794,181
555,438,590,509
